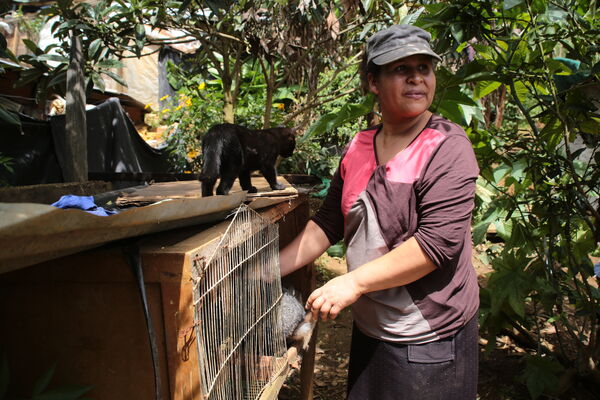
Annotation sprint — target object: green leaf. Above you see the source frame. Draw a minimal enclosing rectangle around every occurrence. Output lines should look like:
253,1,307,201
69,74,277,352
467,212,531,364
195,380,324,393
399,7,424,25
492,164,511,184
450,23,464,43
472,221,491,245
539,117,563,152
302,95,375,143
88,38,102,59
437,86,479,107
510,158,527,182
579,117,600,135
48,71,68,88
539,5,568,24
435,99,466,125
55,19,79,33
32,364,57,396
274,87,297,102
510,80,529,104
96,59,123,69
22,39,43,56
91,72,106,92
547,59,572,75
101,70,128,87
494,218,513,241
361,0,375,13
488,253,532,317
37,54,69,64
522,355,563,399
135,23,146,42
474,81,502,100
0,107,21,128
504,0,525,9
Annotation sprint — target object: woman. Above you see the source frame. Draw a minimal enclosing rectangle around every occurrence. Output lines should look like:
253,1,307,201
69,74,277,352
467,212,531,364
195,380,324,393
280,24,479,399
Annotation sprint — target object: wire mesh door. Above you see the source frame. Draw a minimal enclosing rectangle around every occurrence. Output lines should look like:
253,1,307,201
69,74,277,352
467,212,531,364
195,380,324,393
192,205,287,400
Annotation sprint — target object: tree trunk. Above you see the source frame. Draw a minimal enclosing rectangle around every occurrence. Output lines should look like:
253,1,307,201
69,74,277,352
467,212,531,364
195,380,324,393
262,60,275,129
494,85,507,129
64,33,87,182
223,91,235,123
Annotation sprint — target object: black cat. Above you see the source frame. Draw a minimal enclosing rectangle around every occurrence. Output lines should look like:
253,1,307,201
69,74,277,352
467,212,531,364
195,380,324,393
199,123,296,197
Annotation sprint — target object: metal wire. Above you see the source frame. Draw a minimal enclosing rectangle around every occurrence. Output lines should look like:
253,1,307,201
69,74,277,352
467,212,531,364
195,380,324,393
192,205,287,400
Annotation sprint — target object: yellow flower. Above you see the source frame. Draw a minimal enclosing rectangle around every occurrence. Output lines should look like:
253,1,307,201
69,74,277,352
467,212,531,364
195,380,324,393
274,103,285,110
187,150,200,159
175,105,183,111
185,98,193,107
198,82,206,90
144,103,153,109
160,94,170,101
161,108,171,114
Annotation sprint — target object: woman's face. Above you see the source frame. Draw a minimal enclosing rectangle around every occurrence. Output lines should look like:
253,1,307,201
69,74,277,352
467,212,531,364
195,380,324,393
368,54,436,122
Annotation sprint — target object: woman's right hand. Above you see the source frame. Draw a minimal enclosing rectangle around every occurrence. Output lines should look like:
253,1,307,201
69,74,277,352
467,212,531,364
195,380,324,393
305,272,363,321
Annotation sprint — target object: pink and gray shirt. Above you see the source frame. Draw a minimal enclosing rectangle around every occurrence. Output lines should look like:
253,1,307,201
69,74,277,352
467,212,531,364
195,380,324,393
313,114,480,344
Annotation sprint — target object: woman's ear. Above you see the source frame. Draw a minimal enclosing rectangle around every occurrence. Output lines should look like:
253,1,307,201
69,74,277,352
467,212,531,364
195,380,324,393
367,72,379,96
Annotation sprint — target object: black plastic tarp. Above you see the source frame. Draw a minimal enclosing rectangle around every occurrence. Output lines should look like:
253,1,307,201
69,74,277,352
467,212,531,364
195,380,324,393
0,98,171,186
0,113,63,185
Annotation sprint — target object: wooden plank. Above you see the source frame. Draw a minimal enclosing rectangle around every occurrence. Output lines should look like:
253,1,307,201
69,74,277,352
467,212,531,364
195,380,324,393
0,191,245,274
248,196,297,210
0,252,172,399
89,172,201,182
299,323,317,400
293,200,317,400
160,281,201,400
115,177,297,207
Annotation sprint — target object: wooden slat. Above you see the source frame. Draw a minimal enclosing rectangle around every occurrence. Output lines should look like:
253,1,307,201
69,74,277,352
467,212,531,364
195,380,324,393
115,177,297,207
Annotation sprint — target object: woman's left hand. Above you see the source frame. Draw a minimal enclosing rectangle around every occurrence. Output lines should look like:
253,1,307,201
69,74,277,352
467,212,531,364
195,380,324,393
305,273,363,321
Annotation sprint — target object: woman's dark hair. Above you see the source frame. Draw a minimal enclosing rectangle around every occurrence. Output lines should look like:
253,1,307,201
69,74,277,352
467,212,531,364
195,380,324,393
360,50,381,95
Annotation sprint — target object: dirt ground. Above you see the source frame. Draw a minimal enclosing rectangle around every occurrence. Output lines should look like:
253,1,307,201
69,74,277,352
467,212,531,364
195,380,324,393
278,252,598,400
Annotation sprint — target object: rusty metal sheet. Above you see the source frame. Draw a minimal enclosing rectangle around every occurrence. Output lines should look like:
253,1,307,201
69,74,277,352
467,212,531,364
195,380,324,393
0,191,246,274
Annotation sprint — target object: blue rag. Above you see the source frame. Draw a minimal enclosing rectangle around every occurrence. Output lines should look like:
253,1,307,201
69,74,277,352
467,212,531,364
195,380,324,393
594,262,600,279
51,195,119,216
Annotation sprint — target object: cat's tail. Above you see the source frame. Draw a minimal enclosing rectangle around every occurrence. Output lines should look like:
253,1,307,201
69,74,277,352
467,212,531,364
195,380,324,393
199,139,222,196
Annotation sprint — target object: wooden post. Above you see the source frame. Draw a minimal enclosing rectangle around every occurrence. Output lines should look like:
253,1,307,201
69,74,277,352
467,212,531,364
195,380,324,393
64,33,87,182
299,322,317,400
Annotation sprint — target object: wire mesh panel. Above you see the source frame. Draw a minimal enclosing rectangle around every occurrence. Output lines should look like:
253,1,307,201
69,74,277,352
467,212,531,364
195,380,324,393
192,205,287,400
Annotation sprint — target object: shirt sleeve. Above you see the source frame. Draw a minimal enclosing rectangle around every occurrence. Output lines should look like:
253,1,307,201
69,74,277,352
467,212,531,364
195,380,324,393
311,166,345,245
413,135,479,269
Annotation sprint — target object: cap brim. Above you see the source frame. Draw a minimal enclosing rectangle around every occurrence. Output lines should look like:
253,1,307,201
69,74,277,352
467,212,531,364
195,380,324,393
371,48,442,65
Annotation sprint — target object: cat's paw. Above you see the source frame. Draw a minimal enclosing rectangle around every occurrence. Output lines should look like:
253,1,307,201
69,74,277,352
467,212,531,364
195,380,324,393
248,186,258,193
271,182,285,190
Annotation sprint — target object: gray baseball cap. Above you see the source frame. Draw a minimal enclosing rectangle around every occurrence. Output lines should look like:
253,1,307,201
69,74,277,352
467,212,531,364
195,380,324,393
367,24,441,65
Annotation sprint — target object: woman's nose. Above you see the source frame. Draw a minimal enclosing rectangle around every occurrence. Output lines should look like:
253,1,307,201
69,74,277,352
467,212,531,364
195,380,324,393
406,72,423,84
